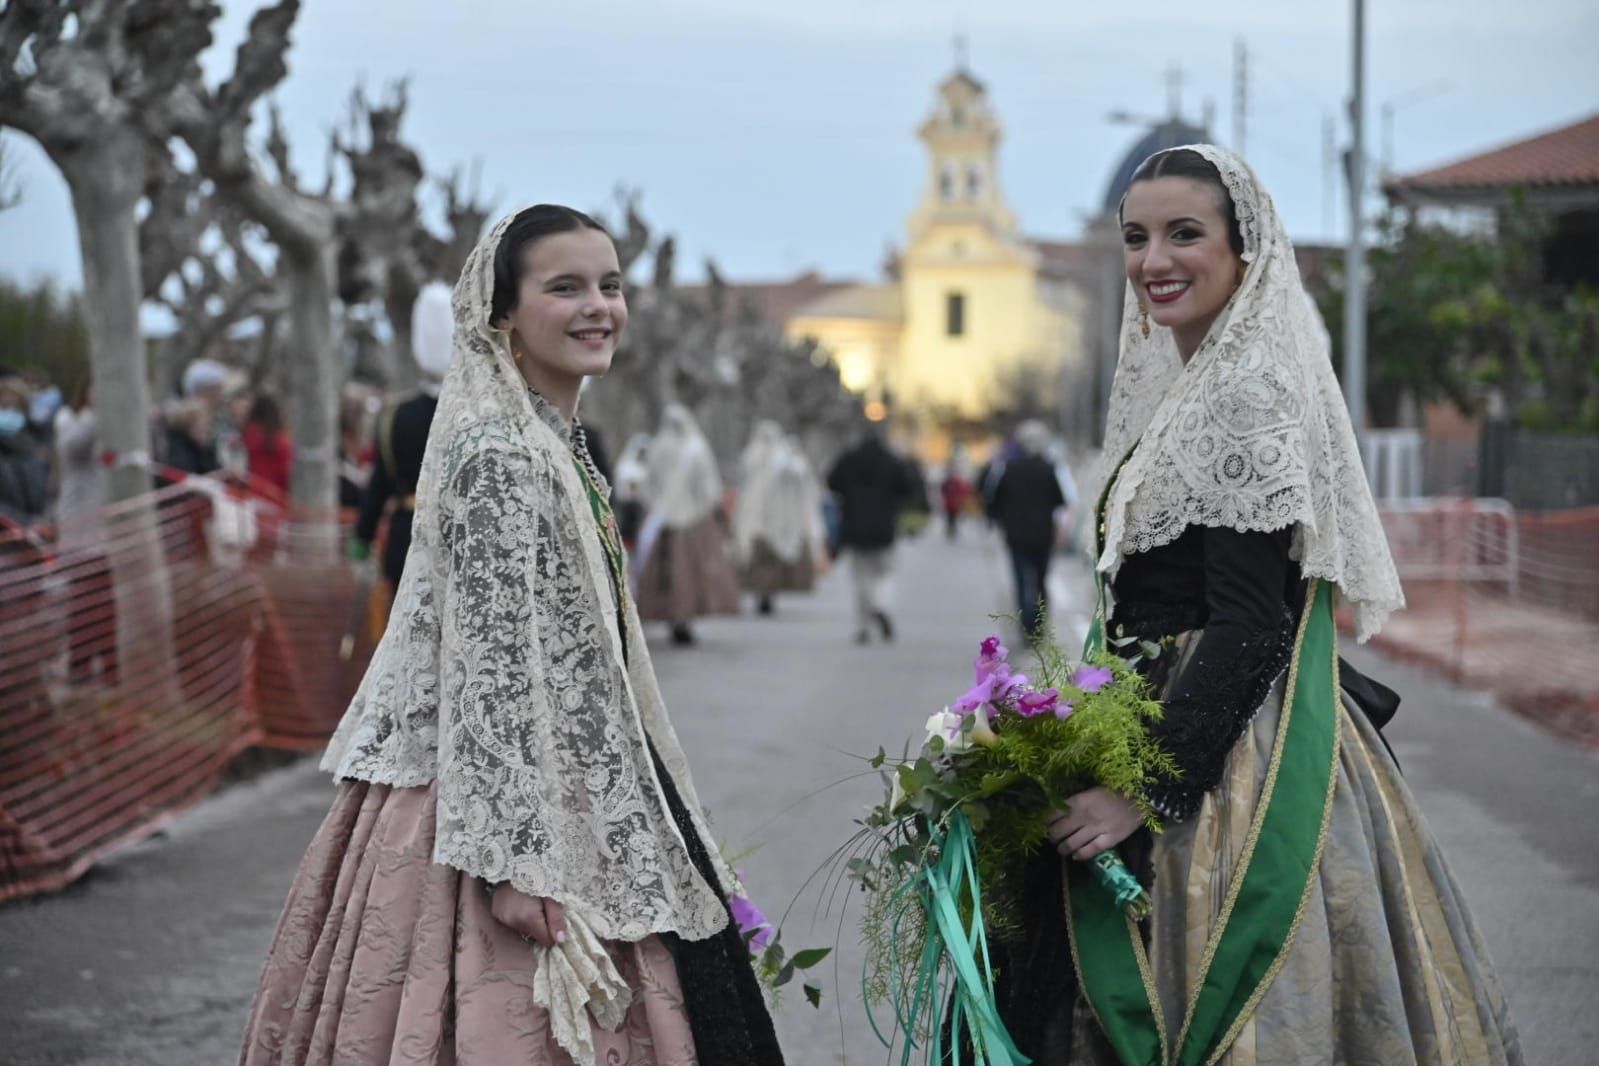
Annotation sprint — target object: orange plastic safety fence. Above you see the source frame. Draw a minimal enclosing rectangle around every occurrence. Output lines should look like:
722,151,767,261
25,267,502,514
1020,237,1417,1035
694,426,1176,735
0,478,374,902
1347,500,1599,747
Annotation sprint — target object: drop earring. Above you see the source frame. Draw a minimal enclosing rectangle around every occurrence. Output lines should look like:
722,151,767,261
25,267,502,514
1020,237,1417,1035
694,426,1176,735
1138,302,1150,339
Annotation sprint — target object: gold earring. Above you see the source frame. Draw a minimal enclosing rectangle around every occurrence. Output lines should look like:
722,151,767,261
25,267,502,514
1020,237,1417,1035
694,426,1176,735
1138,302,1150,339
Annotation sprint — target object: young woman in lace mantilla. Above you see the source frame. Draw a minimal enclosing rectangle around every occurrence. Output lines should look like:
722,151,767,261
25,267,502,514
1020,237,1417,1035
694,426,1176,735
989,147,1521,1065
633,403,741,645
732,419,825,615
238,206,783,1066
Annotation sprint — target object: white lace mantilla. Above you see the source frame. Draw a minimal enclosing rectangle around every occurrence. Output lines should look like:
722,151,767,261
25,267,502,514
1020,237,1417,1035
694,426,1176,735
644,403,725,529
1098,144,1403,642
322,210,735,958
734,420,823,565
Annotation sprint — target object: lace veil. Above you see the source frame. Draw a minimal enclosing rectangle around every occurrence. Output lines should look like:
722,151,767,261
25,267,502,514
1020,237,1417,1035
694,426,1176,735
1098,145,1403,641
734,420,822,565
645,403,725,528
321,209,738,1061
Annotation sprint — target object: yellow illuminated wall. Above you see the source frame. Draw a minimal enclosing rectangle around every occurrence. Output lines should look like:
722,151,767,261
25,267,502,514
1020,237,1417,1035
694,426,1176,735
785,67,1083,421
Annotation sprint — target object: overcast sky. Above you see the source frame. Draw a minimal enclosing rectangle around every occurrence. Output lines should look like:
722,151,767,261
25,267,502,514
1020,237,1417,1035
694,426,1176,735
2,0,1596,292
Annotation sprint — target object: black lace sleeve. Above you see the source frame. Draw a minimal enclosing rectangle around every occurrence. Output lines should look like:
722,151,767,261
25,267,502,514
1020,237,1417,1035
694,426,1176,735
1143,526,1296,822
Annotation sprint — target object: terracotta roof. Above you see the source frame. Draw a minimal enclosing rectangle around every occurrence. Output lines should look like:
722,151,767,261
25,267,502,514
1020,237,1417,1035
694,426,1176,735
680,271,858,327
1031,239,1092,279
1387,112,1599,193
789,283,903,323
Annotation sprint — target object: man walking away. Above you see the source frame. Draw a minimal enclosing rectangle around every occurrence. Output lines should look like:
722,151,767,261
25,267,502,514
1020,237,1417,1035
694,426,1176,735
826,426,916,645
988,420,1066,639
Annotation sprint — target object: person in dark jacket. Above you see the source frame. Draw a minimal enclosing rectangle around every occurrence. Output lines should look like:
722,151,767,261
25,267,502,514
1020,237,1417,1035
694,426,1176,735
988,420,1068,637
351,281,449,591
826,426,917,644
0,377,49,527
161,399,220,477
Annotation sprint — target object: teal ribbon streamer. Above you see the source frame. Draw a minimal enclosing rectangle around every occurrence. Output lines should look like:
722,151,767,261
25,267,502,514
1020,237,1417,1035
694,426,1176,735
868,810,1031,1065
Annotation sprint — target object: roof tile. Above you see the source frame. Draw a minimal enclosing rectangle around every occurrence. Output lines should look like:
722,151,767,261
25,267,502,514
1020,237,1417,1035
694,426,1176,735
1389,112,1599,191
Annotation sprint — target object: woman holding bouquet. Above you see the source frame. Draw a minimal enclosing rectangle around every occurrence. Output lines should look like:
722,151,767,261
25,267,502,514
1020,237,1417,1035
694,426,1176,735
997,147,1521,1064
238,205,782,1066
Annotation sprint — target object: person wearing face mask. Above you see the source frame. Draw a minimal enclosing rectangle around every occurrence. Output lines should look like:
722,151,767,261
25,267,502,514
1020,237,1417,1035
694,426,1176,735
0,377,49,528
988,148,1521,1065
239,206,783,1066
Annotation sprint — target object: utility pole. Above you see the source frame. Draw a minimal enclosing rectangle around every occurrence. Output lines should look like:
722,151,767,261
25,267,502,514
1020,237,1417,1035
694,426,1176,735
1344,0,1368,432
1323,113,1337,236
1233,38,1248,157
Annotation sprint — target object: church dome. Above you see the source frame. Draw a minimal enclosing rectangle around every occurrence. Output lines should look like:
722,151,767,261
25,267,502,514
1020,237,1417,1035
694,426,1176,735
1100,120,1214,214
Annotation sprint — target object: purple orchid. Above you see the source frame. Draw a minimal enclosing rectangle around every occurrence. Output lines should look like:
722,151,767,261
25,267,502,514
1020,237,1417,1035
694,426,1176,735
974,635,1009,681
729,890,775,950
1071,665,1115,694
1053,698,1075,721
954,665,1029,717
1015,688,1062,718
955,636,1031,716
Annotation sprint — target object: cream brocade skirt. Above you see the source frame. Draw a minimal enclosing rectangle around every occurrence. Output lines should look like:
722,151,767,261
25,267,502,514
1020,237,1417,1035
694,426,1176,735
1071,676,1523,1065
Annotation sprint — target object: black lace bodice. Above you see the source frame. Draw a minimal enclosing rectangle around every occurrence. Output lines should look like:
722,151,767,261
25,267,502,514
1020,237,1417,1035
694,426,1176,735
1109,525,1299,821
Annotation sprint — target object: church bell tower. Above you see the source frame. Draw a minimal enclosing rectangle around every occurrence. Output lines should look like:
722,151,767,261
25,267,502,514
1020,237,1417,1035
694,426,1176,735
906,64,1019,243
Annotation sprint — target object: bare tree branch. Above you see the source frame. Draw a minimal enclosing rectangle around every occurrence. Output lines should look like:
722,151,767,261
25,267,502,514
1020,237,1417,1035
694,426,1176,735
609,185,650,276
437,162,490,281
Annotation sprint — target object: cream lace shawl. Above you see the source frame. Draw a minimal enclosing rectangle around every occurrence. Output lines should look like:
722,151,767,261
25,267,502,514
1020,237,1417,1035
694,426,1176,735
733,421,822,565
644,403,725,529
321,211,737,1059
1098,145,1403,642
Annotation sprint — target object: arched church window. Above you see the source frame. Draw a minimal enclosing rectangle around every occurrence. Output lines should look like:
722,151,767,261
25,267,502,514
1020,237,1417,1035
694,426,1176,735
967,163,983,200
951,104,966,128
940,163,956,202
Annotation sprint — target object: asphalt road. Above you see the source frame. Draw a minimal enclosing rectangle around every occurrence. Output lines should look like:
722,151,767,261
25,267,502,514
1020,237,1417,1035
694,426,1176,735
2,524,1594,1065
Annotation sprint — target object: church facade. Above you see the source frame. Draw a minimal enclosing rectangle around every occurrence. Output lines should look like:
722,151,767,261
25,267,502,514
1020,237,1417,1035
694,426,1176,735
784,68,1088,430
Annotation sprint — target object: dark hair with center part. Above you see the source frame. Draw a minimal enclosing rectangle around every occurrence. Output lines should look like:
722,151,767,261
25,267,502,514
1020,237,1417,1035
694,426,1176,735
1121,148,1245,256
490,204,611,325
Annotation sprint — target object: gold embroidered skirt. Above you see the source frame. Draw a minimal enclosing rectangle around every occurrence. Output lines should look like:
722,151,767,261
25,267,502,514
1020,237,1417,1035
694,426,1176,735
1065,676,1523,1065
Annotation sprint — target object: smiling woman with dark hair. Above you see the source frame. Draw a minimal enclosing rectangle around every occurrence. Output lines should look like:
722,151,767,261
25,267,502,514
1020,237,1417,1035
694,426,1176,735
238,206,783,1066
987,148,1523,1065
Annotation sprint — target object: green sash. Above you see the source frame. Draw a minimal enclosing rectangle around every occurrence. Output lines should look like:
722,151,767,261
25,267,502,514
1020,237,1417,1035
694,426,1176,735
1067,579,1342,1066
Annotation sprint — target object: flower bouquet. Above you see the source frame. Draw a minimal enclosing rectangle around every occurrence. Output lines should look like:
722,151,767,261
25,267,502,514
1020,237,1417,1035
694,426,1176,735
845,630,1174,1064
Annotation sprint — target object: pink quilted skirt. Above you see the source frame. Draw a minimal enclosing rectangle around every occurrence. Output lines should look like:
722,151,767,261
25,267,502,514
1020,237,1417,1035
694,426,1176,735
238,780,698,1065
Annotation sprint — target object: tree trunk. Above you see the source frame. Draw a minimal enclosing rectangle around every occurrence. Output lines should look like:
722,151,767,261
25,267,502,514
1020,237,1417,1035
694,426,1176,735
57,140,180,705
281,243,341,524
60,144,152,504
383,275,421,392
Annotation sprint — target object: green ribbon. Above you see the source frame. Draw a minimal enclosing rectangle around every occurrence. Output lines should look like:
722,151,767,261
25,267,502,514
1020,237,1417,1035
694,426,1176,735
869,810,1031,1065
1067,579,1342,1066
